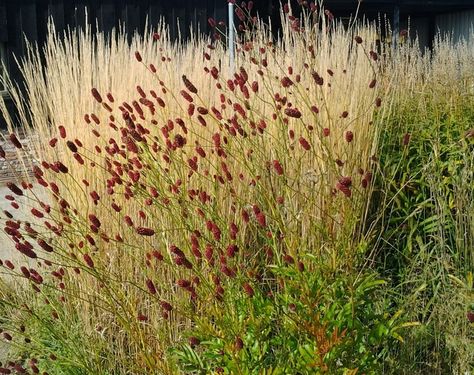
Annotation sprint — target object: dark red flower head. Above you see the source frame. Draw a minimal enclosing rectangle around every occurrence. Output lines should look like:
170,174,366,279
137,227,155,236
189,336,200,348
243,282,254,297
6,182,23,196
83,253,94,268
91,88,103,103
299,137,311,150
467,311,474,323
182,75,198,94
146,279,157,294
9,133,22,149
66,140,78,153
235,336,244,351
345,131,353,143
284,108,302,118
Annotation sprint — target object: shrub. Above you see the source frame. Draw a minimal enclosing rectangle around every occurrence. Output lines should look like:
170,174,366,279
172,265,407,374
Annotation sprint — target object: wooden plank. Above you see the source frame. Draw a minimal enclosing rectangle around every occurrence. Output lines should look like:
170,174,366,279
213,0,227,42
205,0,216,36
175,0,186,40
63,0,75,31
168,6,177,40
0,6,7,42
87,1,98,34
20,1,38,45
195,5,207,36
427,14,435,50
34,0,48,47
98,1,116,34
148,2,164,32
392,4,400,48
214,0,227,29
48,0,65,33
138,0,147,33
4,2,27,101
190,6,197,37
73,1,88,30
122,2,140,40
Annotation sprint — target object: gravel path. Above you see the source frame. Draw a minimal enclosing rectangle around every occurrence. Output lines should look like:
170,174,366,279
0,130,38,184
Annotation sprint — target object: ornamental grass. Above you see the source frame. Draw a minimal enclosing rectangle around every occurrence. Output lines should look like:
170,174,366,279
0,2,472,374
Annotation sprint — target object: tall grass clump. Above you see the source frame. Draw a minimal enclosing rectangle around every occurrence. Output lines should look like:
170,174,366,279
0,2,429,374
376,33,474,373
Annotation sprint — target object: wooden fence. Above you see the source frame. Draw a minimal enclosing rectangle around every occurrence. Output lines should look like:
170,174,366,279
0,0,259,88
0,0,473,129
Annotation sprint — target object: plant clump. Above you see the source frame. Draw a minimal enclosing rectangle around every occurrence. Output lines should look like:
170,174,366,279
0,1,472,374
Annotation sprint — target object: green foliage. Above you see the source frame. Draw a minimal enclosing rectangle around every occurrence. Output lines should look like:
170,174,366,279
0,287,96,374
2,4,473,374
377,58,474,373
172,260,406,374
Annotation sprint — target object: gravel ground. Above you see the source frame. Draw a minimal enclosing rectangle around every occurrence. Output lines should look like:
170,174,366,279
0,130,38,184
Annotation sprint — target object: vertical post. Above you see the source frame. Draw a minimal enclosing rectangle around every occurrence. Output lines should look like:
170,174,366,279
228,2,235,73
392,3,400,51
427,14,436,51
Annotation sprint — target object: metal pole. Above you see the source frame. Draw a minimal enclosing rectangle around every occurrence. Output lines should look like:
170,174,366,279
228,2,235,73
